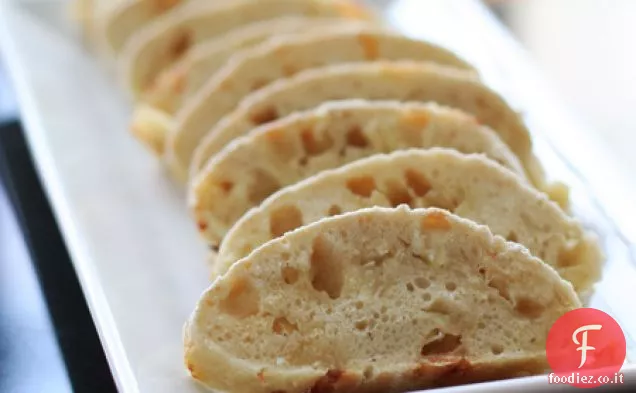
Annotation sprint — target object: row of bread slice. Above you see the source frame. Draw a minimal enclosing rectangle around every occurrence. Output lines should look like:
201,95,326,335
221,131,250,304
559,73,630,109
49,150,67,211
184,206,583,393
184,102,602,391
85,0,568,209
96,1,548,191
77,3,602,391
192,100,602,296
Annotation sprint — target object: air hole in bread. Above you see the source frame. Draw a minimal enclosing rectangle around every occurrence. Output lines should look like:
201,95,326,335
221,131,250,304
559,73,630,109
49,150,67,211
301,128,334,156
558,241,584,268
421,212,452,231
506,231,518,243
381,306,387,313
487,276,511,303
169,29,192,61
248,169,280,204
216,180,234,194
427,297,455,315
346,176,376,198
327,205,342,216
491,343,504,355
406,283,415,292
345,125,369,148
445,282,457,292
515,298,545,319
219,276,260,318
298,156,308,166
385,179,413,207
326,307,333,315
477,322,486,329
381,314,389,323
422,293,432,301
266,128,296,160
421,332,463,356
530,337,537,344
415,277,431,289
272,316,298,336
355,301,364,310
478,267,487,277
281,266,299,285
405,169,432,197
269,205,303,238
250,106,279,125
295,299,302,307
355,320,369,331
310,235,343,299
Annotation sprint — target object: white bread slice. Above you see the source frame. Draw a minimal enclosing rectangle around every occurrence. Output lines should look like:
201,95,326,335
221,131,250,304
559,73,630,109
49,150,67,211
70,0,128,48
166,28,475,180
216,149,602,296
188,61,541,190
190,100,526,246
133,18,375,157
185,207,581,393
104,0,193,55
143,17,374,116
120,0,374,99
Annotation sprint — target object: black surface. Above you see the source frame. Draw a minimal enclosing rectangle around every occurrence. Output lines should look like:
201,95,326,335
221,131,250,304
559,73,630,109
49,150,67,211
0,120,116,393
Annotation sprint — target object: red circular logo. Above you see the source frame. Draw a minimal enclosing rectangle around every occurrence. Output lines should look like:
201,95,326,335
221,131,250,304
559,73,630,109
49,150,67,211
546,308,626,388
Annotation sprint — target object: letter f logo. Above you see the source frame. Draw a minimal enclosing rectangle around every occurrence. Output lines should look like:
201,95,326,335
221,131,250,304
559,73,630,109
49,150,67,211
572,324,603,368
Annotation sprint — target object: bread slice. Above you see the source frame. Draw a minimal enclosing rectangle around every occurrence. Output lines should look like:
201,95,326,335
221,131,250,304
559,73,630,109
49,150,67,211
144,17,374,116
70,0,128,48
216,149,602,296
166,27,475,180
189,61,542,190
121,0,374,99
104,0,191,55
190,100,526,246
184,207,580,393
133,18,375,157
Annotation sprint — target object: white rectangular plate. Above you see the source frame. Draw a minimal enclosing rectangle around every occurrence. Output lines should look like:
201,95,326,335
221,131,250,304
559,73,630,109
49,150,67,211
1,0,635,392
